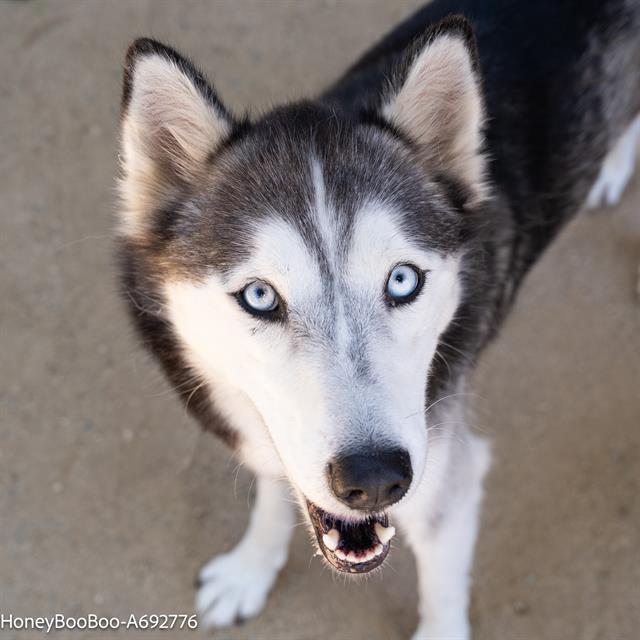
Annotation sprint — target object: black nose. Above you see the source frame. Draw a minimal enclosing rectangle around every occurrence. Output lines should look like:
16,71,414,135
328,448,412,511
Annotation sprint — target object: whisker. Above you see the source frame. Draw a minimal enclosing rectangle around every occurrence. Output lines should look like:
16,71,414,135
425,391,479,415
246,476,256,510
428,434,465,446
433,348,453,379
233,462,244,500
183,379,209,415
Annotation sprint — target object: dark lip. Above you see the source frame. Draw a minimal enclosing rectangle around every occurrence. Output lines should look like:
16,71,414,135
306,500,391,574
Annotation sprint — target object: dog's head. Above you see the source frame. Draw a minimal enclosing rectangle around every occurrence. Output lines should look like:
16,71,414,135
118,17,485,573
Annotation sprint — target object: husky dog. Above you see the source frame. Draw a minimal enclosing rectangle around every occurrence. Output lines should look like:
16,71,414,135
116,1,640,637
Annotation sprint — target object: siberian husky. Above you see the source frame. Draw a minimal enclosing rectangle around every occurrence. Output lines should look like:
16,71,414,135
116,1,640,637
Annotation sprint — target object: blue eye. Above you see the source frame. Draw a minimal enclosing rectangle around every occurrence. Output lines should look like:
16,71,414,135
241,280,279,314
386,264,423,304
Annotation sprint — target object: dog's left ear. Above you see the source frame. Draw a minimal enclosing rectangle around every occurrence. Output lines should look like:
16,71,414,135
382,16,486,203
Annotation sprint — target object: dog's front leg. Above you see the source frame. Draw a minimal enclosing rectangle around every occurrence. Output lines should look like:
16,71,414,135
196,475,294,628
398,434,490,640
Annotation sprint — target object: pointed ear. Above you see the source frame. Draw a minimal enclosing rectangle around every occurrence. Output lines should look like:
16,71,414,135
119,38,233,237
382,16,486,203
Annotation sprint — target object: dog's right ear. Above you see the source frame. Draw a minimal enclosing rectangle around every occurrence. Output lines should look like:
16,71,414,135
119,38,233,238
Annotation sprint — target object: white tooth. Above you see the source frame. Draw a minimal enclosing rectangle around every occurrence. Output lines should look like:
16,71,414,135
335,549,347,561
375,523,396,544
373,543,383,556
362,551,374,562
346,551,360,563
322,529,340,551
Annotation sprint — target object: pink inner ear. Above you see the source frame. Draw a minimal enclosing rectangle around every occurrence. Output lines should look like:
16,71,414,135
125,54,231,178
119,53,233,239
382,35,486,202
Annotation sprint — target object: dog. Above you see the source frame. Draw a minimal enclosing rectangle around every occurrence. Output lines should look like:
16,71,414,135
116,1,640,637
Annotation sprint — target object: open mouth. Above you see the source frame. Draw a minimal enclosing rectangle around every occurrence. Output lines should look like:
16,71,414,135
307,501,395,573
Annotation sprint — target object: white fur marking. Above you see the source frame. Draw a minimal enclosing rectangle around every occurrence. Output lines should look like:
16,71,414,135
164,199,463,520
587,114,640,209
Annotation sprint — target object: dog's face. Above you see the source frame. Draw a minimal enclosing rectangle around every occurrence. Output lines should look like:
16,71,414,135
119,22,485,573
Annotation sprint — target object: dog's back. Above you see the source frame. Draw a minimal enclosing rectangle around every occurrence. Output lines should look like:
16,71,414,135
328,0,640,274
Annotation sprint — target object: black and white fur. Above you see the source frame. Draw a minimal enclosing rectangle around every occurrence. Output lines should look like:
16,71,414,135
116,2,640,637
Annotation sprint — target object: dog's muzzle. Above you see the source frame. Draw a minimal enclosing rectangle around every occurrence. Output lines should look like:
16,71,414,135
305,448,410,572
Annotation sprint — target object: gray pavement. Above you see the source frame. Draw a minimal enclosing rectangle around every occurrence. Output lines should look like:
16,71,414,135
1,2,639,638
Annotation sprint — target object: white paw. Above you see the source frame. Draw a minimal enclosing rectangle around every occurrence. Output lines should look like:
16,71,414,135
411,619,470,640
196,544,284,628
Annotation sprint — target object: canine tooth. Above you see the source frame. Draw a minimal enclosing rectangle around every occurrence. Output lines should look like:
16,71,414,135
335,549,347,561
322,528,340,551
373,543,383,556
374,523,396,544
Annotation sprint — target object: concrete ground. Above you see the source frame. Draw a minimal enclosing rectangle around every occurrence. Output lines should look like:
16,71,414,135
2,1,639,639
